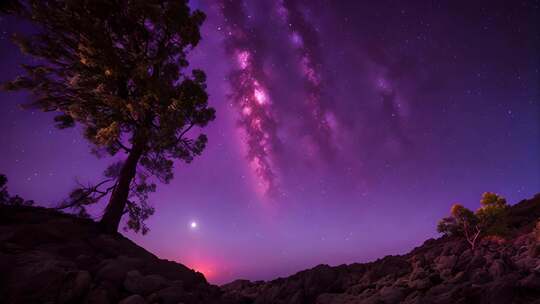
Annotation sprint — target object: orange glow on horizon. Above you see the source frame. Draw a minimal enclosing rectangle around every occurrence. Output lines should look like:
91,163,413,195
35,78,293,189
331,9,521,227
190,262,215,280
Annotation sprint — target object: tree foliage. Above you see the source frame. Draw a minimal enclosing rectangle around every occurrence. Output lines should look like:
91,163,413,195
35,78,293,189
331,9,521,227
437,192,509,250
2,0,215,233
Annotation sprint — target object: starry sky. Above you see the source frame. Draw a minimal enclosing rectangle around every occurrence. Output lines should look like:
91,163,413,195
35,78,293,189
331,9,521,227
1,0,539,284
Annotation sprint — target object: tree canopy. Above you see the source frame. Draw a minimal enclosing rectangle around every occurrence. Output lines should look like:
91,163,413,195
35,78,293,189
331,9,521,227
437,192,509,250
2,0,215,234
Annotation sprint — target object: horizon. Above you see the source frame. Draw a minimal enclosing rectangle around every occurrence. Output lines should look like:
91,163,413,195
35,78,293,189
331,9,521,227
1,0,539,285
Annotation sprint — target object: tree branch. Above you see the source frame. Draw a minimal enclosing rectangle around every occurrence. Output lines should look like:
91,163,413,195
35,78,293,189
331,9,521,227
175,121,195,146
116,139,132,152
56,178,116,210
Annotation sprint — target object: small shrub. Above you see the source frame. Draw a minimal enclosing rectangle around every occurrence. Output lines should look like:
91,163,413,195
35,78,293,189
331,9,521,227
437,192,509,250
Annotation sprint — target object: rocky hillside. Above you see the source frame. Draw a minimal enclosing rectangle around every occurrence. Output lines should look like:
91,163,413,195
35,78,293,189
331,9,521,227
1,195,539,304
0,205,224,304
222,194,540,304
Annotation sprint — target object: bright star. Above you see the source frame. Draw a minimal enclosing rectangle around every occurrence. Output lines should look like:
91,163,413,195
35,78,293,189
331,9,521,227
190,221,198,229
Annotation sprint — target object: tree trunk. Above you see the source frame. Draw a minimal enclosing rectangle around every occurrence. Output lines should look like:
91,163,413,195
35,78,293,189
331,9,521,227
99,142,144,234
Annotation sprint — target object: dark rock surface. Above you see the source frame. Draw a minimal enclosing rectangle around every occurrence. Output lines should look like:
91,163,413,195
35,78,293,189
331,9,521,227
221,194,540,304
0,205,224,304
1,194,539,304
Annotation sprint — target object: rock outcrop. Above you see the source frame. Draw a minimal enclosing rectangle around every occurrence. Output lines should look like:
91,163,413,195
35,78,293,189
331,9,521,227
0,205,224,304
222,194,540,304
1,194,539,304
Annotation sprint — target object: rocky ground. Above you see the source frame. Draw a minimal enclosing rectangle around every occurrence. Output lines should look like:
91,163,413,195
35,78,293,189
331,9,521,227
0,205,224,304
222,195,540,304
1,194,539,304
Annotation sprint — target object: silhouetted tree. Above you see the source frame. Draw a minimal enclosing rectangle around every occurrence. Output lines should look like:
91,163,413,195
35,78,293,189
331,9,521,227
0,174,9,203
0,174,34,206
2,1,215,234
437,192,509,250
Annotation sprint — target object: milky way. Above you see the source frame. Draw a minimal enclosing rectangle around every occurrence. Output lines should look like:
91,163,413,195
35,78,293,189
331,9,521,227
219,0,282,196
217,0,347,196
277,0,336,161
215,0,430,197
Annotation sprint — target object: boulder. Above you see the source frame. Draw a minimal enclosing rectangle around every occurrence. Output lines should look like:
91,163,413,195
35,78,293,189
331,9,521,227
467,254,486,270
124,270,168,295
449,271,467,284
96,256,142,286
519,273,540,289
58,270,92,303
155,286,192,304
515,256,538,270
408,278,432,290
488,259,506,278
435,255,456,271
85,287,111,304
365,256,411,281
315,293,355,304
408,267,428,281
375,285,407,303
119,294,146,304
469,268,491,284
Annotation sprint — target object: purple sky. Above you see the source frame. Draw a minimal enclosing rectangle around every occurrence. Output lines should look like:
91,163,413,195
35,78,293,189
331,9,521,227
1,0,539,284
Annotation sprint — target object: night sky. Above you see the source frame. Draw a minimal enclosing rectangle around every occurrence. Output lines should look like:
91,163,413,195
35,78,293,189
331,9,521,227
1,0,539,284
